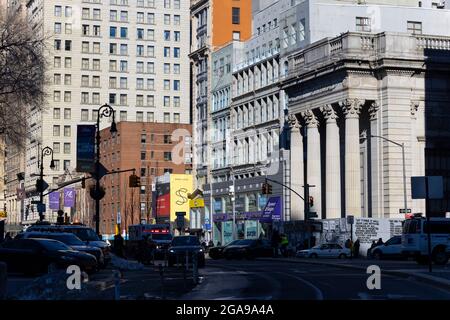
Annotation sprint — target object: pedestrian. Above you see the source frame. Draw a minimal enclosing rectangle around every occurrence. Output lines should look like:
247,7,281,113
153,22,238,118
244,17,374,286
114,233,124,258
208,240,214,248
367,240,377,258
376,237,384,246
353,239,360,258
345,239,351,249
271,229,281,257
280,234,289,257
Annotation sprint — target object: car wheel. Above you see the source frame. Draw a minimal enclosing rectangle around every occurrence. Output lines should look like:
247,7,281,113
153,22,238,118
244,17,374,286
433,249,449,265
309,253,318,259
373,250,382,260
339,253,347,259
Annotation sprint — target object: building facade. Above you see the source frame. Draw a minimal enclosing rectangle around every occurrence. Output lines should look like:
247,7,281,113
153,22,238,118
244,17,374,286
91,121,192,236
21,0,191,224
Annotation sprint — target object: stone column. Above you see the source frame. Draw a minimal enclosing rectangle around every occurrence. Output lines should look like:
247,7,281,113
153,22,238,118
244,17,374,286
411,101,426,214
369,101,381,218
340,98,364,217
302,109,322,217
321,104,341,219
288,114,304,220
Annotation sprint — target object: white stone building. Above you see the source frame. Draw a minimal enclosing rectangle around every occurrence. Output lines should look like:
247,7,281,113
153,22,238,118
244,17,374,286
21,0,191,224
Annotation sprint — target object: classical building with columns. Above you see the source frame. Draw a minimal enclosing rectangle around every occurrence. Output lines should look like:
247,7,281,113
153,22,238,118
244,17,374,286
282,31,450,220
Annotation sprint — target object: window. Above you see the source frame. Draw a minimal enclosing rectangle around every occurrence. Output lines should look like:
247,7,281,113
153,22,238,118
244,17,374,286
110,27,117,38
141,134,146,143
53,125,60,136
54,91,61,102
137,12,144,23
174,31,180,42
356,17,371,32
93,59,100,70
147,29,155,40
64,126,71,137
164,30,171,41
93,26,101,36
120,94,127,105
174,47,180,58
407,21,422,35
92,110,98,121
148,62,154,73
137,28,144,39
164,152,172,161
120,27,128,38
163,96,170,107
82,8,90,19
147,112,154,122
81,109,89,121
82,59,90,70
65,40,72,51
174,64,180,74
92,76,100,87
173,80,180,91
53,108,61,119
164,63,170,74
54,57,61,68
93,42,100,53
82,41,89,53
120,44,128,55
147,45,155,57
137,78,144,89
54,74,61,85
140,167,146,177
174,113,180,123
163,135,171,144
141,152,146,160
164,14,170,25
120,60,128,72
232,7,240,24
164,80,170,90
65,74,71,85
64,143,71,154
136,112,144,122
164,113,170,123
174,15,180,25
64,91,71,102
174,96,180,107
136,95,144,106
92,93,100,104
82,75,89,87
64,160,71,171
120,11,128,22
137,45,144,56
53,142,60,154
147,95,154,106
147,79,154,90
147,13,155,24
233,31,240,40
164,0,170,9
65,23,72,34
82,25,90,36
64,108,71,120
109,93,116,104
54,23,61,34
137,61,144,73
164,47,170,57
110,10,117,21
54,40,61,51
53,160,60,171
81,92,89,104
109,77,117,88
93,9,101,20
120,111,127,121
54,6,62,17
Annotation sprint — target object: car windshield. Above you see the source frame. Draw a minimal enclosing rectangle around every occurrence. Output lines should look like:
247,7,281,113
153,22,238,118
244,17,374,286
225,240,242,246
68,228,100,241
233,239,255,246
35,239,71,251
28,234,84,246
152,234,173,241
171,236,200,246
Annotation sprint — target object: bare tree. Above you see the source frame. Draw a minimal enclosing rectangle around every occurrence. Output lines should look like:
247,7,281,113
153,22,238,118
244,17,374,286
0,10,48,148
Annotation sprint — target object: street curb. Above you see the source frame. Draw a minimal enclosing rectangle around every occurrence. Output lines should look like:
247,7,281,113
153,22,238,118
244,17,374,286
256,258,450,291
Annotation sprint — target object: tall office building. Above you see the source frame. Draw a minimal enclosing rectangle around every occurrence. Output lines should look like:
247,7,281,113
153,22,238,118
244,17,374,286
21,0,191,224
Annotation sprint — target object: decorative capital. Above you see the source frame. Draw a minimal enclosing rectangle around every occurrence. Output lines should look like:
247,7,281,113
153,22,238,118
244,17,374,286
301,109,319,128
320,104,338,122
368,101,380,121
339,98,365,119
287,114,300,129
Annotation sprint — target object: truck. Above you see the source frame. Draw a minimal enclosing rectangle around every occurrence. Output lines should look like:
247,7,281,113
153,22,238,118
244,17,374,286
401,216,450,265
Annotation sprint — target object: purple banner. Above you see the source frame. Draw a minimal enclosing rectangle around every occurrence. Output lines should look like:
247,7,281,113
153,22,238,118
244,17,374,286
49,192,60,210
261,196,283,222
64,188,75,208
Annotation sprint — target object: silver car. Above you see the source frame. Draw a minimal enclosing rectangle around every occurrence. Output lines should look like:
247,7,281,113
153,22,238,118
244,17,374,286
296,243,351,259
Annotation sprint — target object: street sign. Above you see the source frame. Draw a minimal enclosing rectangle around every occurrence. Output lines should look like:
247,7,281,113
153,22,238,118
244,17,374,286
399,208,412,214
411,176,444,199
31,200,41,204
189,198,205,208
35,179,49,193
76,125,96,173
347,215,355,225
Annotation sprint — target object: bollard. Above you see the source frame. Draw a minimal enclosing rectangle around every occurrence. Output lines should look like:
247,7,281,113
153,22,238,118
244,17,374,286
113,270,121,300
0,262,7,300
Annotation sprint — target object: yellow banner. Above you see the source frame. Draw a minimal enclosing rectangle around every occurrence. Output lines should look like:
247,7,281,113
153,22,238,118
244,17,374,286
189,198,205,208
170,174,193,222
0,211,7,218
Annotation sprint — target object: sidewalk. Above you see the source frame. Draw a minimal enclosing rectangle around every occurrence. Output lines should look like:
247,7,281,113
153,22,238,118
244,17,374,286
257,257,450,290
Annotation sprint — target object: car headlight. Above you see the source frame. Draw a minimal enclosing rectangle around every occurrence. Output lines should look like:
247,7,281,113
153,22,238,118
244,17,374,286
169,249,175,253
199,248,203,252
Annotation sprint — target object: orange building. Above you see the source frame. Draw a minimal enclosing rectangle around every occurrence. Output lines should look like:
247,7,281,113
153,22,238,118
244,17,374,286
211,0,252,48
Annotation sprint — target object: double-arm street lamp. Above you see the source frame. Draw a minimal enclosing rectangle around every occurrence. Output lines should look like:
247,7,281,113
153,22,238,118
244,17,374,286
94,103,117,236
371,135,408,215
38,146,55,221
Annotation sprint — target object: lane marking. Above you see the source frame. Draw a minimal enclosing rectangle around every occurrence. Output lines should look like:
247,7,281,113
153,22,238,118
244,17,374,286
275,271,324,300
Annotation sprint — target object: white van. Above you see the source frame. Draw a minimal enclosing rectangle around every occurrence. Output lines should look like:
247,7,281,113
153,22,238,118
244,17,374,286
401,217,450,265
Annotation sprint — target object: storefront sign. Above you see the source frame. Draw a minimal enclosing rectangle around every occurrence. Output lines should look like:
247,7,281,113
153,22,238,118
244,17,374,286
49,192,60,210
261,196,282,222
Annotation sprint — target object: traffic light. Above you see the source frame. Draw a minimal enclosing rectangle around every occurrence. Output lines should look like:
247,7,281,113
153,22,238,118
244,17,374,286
309,196,314,208
81,177,86,189
262,183,268,195
129,174,141,188
267,183,272,194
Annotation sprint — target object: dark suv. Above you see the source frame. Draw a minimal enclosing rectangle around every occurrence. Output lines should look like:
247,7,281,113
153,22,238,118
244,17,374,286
167,236,205,267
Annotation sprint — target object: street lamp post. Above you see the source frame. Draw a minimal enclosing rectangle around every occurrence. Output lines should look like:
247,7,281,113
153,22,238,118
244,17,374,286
39,146,55,221
371,135,407,215
94,104,117,236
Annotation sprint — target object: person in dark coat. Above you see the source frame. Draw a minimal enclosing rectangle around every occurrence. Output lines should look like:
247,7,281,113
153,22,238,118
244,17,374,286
271,230,281,257
114,234,124,258
367,240,377,258
376,238,384,246
353,239,360,258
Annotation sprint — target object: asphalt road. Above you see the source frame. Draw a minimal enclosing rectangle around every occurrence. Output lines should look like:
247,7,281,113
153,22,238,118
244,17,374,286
184,259,450,300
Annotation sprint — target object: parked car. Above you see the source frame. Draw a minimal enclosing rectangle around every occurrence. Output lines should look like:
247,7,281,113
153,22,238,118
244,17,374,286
223,239,273,260
296,243,350,259
208,240,243,260
20,232,104,268
167,236,205,267
26,224,110,266
0,238,98,275
371,236,405,260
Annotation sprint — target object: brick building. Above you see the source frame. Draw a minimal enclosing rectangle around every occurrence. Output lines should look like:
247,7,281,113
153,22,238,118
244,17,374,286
80,122,192,236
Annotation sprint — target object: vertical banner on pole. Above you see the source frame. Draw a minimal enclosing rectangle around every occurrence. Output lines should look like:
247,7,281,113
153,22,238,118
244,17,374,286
76,125,96,173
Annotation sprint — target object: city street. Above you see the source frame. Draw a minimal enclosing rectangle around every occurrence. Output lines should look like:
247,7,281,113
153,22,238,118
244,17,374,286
184,259,450,300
